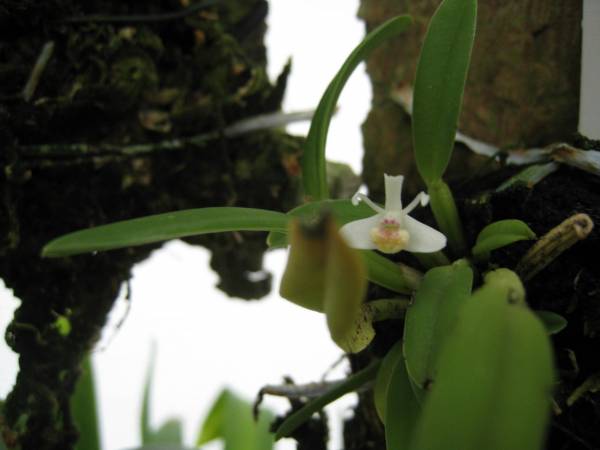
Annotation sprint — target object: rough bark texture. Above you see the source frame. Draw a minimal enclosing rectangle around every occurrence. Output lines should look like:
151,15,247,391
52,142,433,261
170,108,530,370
359,0,582,198
0,1,300,448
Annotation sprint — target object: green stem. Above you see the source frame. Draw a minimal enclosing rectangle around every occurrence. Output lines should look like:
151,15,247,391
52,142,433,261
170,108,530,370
413,250,451,269
362,251,422,294
428,179,467,257
274,360,381,440
366,298,411,322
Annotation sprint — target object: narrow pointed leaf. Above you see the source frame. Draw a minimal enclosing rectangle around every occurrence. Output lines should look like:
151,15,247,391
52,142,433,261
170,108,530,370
409,271,554,450
72,357,101,450
403,263,473,388
303,15,412,200
275,361,380,440
196,389,274,450
536,310,568,335
141,347,156,444
472,219,536,260
413,0,477,184
43,207,288,257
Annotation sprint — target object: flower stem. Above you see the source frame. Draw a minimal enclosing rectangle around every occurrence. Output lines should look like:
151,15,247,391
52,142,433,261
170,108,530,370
428,179,467,256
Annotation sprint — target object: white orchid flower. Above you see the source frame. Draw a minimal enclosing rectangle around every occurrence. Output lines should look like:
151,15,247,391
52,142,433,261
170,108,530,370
340,174,447,254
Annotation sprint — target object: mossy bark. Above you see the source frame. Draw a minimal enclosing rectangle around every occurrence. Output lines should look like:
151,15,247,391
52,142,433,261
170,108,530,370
0,1,301,448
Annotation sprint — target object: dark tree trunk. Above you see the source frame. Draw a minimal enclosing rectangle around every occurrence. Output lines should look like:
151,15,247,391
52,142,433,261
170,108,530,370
0,1,300,448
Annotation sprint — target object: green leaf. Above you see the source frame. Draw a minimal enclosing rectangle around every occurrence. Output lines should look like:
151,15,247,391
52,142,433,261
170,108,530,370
266,199,375,248
472,219,536,260
148,420,183,446
536,310,568,335
141,347,155,445
269,199,375,247
403,262,473,388
141,347,184,445
496,163,559,192
280,215,370,352
409,270,554,450
196,389,274,450
361,250,422,294
413,0,477,185
275,361,381,440
373,340,406,421
43,207,288,257
303,15,412,200
72,356,101,450
428,179,467,256
385,344,421,450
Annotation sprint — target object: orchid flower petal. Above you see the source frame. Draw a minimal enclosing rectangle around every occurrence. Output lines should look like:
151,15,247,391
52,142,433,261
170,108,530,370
403,192,430,215
384,174,404,211
352,192,385,214
402,215,447,253
339,215,381,249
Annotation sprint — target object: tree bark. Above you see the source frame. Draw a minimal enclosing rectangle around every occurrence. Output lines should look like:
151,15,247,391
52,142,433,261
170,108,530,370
0,1,300,448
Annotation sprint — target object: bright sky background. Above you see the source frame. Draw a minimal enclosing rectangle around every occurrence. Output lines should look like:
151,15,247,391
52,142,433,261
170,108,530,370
0,1,370,449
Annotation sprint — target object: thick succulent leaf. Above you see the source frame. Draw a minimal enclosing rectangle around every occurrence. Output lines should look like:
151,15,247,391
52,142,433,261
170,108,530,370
43,207,288,257
303,16,412,200
472,219,536,260
409,271,554,450
196,389,274,450
275,361,380,440
323,222,369,352
279,220,329,312
374,341,404,422
72,357,101,450
413,0,477,185
385,347,422,450
280,216,369,352
403,263,473,388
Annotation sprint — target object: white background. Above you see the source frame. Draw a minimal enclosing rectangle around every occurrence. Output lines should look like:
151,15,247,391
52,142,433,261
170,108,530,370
0,1,370,449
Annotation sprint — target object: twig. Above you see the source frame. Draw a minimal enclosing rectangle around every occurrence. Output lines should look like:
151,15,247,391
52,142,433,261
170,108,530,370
63,0,221,24
19,109,314,159
22,41,55,102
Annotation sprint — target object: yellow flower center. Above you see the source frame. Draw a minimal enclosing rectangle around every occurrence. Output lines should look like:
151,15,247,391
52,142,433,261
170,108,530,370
370,217,410,254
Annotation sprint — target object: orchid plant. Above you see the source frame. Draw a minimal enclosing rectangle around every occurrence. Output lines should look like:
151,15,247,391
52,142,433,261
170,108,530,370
42,1,565,449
